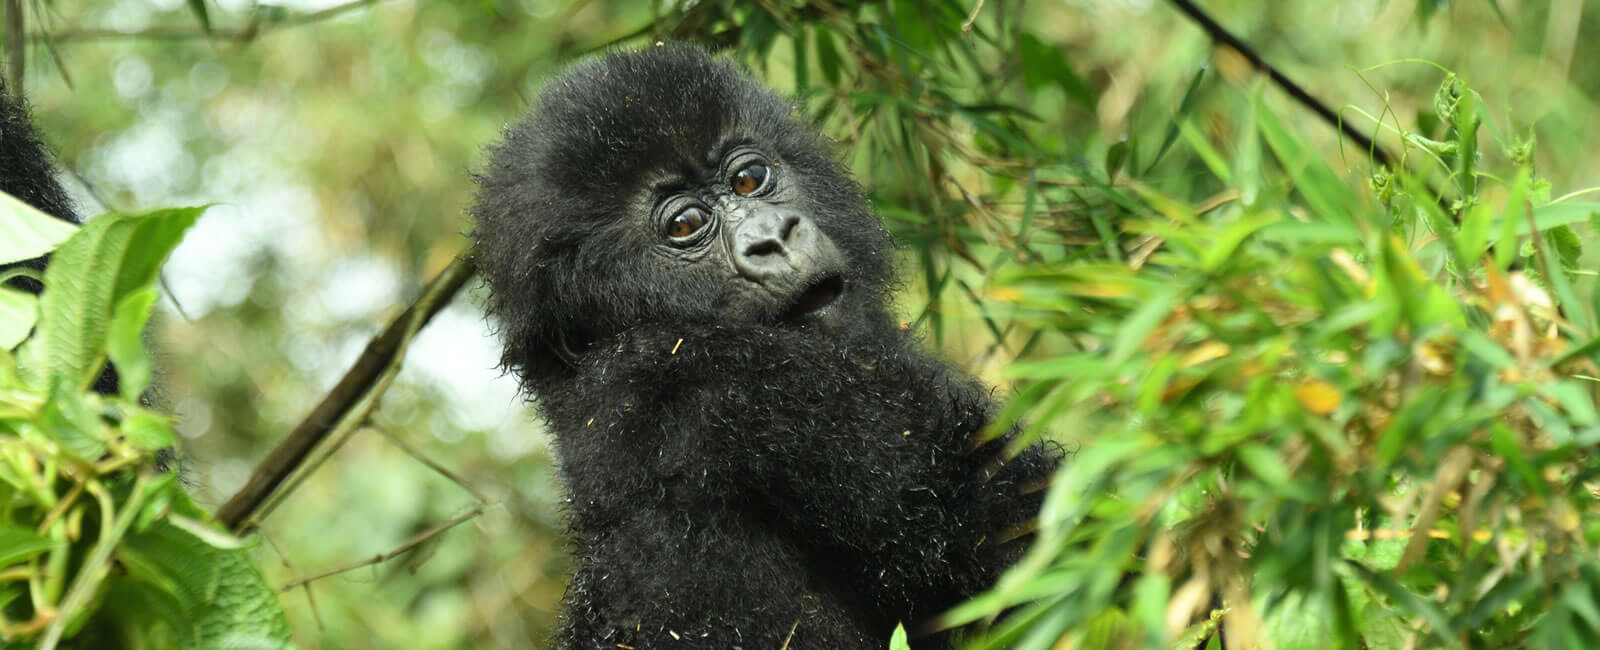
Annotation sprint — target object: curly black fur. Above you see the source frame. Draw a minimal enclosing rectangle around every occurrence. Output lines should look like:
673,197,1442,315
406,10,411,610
473,44,1060,649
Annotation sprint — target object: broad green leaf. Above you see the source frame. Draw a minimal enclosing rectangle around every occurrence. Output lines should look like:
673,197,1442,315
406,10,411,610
1255,98,1359,225
0,524,54,566
22,206,204,391
34,379,107,461
1018,32,1094,109
106,288,158,400
122,410,177,452
0,286,36,349
1343,562,1461,648
888,623,910,650
1508,201,1598,237
0,191,76,266
114,519,292,649
1237,443,1292,488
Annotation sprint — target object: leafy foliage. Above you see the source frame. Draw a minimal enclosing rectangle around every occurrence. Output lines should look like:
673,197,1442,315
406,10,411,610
939,57,1600,650
0,205,292,649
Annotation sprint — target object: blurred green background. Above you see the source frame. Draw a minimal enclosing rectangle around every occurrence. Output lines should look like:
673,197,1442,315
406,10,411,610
13,0,1600,647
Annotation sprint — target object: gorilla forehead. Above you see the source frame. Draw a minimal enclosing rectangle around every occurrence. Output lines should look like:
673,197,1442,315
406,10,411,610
522,45,802,196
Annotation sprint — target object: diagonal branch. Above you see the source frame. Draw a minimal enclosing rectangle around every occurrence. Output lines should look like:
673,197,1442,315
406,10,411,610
1166,0,1394,171
216,251,477,532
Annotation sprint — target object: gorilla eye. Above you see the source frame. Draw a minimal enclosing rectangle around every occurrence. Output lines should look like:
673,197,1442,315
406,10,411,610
667,207,710,240
731,162,769,196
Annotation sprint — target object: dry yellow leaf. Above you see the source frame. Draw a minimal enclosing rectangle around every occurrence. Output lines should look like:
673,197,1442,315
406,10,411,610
1067,282,1131,298
1180,341,1231,368
1415,340,1455,376
1294,379,1341,415
988,285,1023,302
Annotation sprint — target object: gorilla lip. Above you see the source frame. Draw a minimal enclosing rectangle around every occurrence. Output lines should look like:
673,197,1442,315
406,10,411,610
781,275,845,323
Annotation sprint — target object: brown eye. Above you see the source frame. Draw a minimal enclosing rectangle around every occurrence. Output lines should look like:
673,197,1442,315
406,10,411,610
667,207,709,239
731,162,769,196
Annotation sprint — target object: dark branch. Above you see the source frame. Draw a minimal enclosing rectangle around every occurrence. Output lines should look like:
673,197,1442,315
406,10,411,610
216,252,477,532
1166,0,1396,171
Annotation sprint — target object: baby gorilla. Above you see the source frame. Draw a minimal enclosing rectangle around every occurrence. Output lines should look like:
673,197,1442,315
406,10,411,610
473,44,1060,649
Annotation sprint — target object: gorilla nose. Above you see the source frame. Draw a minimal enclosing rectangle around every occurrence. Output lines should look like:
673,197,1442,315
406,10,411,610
730,210,807,279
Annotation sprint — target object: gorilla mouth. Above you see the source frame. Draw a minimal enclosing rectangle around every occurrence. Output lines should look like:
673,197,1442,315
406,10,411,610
781,275,845,323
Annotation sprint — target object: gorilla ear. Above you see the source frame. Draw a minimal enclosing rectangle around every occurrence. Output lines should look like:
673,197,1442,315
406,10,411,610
477,256,590,385
493,315,576,385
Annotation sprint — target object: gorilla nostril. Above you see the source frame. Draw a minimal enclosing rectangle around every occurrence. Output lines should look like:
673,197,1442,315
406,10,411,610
744,239,785,258
779,215,801,242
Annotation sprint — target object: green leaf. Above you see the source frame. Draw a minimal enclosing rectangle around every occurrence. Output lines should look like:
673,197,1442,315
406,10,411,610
1490,422,1544,495
34,379,108,461
1201,215,1277,271
22,206,205,391
1109,281,1186,364
0,524,55,566
1343,561,1461,648
187,0,212,34
0,191,76,266
814,28,842,87
106,288,158,400
122,410,177,452
1255,98,1359,225
1517,201,1597,237
0,286,36,350
113,519,292,649
1018,32,1094,109
1144,65,1208,174
1104,139,1128,180
1237,443,1292,488
1131,574,1171,642
1542,381,1599,427
888,623,911,650
1456,573,1536,629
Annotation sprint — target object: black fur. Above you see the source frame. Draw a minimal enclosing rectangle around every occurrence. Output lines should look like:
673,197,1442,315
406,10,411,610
473,45,1060,649
0,82,118,396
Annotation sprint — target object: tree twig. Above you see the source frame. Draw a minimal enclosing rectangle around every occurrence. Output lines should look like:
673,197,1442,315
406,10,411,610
6,0,23,93
277,503,487,590
216,252,477,532
1165,0,1395,171
371,425,492,504
27,0,381,44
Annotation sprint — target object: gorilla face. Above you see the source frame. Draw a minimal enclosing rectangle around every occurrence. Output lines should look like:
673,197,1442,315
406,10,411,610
640,142,851,329
474,44,897,382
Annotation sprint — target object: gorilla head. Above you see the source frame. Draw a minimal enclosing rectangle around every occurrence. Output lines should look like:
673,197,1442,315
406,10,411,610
474,44,896,385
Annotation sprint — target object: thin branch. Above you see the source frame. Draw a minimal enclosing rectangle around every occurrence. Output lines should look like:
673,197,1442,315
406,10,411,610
260,531,324,630
216,252,477,532
371,425,492,504
6,0,23,93
1165,0,1393,170
277,503,487,590
1166,0,1464,219
26,0,381,44
961,0,985,33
